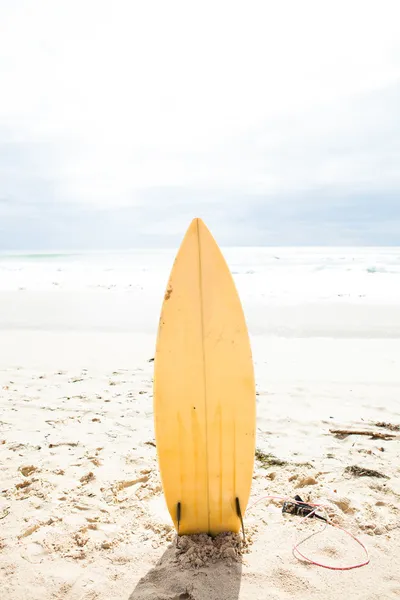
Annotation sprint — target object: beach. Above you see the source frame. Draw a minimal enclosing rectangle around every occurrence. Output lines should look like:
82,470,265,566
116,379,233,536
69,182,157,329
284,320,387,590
1,248,400,599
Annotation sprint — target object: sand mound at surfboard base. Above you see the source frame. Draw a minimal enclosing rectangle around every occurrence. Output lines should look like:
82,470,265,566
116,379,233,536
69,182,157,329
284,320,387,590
176,532,242,568
130,534,243,600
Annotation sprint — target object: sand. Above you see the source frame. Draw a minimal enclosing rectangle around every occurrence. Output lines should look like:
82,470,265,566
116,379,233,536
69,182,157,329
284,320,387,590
1,321,400,599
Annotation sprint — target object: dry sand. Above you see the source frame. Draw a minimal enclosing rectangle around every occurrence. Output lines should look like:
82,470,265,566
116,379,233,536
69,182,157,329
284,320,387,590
1,328,399,599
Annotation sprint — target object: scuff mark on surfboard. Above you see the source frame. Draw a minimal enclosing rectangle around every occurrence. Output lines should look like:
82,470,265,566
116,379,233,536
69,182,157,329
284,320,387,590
164,286,173,301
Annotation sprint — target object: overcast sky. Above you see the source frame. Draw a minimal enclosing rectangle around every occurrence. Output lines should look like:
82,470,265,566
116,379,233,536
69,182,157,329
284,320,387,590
0,0,400,249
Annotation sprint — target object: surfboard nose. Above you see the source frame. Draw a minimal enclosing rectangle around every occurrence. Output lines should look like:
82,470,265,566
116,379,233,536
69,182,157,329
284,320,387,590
188,217,213,239
189,217,204,228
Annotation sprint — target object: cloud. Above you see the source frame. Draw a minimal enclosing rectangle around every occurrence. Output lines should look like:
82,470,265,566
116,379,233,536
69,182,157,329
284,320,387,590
0,0,400,247
1,184,399,249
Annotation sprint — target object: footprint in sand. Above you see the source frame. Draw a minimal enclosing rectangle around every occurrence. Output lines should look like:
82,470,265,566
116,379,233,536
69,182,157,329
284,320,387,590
272,568,316,595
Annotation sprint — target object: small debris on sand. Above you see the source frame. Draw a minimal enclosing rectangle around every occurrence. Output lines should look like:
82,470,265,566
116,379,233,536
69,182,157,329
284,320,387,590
295,475,318,488
330,429,396,440
15,479,34,490
255,449,287,467
19,465,37,477
80,472,95,484
375,421,400,432
49,442,79,448
113,476,149,492
344,465,389,479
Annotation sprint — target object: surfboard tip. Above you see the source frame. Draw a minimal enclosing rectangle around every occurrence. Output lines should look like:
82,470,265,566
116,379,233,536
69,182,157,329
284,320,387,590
189,217,207,231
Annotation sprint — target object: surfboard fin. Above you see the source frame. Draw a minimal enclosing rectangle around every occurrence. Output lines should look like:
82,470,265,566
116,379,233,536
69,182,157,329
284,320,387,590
235,497,246,543
176,502,182,538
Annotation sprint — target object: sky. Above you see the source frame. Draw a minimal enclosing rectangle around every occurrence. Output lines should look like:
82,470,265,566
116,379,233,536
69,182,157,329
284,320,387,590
0,0,400,249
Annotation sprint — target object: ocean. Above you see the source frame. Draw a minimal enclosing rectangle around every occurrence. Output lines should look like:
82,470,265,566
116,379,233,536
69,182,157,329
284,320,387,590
1,247,400,336
1,247,399,301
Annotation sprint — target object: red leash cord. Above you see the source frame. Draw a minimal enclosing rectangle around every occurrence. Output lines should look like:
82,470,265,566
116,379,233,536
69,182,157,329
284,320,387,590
248,495,370,570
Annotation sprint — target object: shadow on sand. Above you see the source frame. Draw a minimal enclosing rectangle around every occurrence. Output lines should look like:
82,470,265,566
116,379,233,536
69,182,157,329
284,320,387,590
129,541,242,600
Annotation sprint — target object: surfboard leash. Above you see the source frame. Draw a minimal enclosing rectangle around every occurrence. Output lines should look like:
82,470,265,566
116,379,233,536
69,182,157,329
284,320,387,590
247,495,370,570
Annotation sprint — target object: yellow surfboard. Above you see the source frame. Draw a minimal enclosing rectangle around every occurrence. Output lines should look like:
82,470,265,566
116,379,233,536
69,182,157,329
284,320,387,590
153,218,255,536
